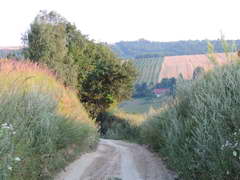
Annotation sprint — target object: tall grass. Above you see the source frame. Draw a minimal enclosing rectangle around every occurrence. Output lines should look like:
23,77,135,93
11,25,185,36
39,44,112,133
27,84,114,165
0,60,98,180
139,61,240,179
0,60,94,126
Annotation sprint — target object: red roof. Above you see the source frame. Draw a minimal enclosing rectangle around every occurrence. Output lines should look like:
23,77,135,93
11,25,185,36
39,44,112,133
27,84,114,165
153,88,170,94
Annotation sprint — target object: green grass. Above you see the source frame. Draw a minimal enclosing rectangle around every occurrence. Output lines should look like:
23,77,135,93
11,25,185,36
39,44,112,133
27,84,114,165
119,96,169,114
0,60,98,180
131,58,163,85
0,89,98,180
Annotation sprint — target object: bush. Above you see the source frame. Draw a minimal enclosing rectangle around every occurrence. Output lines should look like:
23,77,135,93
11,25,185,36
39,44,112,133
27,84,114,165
104,111,145,141
105,118,140,141
139,110,169,151
104,108,160,141
139,62,240,179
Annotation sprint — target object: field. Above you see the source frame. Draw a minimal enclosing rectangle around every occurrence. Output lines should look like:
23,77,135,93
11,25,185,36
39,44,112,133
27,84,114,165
131,53,237,87
131,58,163,85
119,96,169,114
160,53,235,80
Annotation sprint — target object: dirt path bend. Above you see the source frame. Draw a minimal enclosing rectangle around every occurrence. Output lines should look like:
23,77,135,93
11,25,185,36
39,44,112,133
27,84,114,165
55,139,176,180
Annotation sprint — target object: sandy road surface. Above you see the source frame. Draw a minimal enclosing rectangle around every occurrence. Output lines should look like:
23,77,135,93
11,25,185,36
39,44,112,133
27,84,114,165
55,139,176,180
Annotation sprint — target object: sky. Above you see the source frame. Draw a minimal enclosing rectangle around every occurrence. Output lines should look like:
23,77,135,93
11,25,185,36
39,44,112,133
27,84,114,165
0,0,239,46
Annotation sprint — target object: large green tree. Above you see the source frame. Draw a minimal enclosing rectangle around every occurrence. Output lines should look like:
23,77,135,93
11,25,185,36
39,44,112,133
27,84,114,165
23,11,137,127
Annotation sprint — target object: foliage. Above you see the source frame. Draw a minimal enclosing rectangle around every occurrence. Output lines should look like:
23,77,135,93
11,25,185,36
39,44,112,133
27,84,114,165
156,78,175,89
133,83,154,98
23,10,137,124
104,110,148,140
81,58,137,118
107,52,240,179
192,66,205,80
104,106,163,140
100,112,139,138
155,77,176,96
0,60,98,180
22,10,77,87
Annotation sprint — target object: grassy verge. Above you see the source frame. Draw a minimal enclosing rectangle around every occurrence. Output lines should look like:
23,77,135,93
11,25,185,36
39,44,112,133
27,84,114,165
107,61,240,179
0,60,98,180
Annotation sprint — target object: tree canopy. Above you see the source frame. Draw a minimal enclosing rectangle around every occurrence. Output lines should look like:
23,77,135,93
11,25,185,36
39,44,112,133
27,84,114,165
23,11,137,124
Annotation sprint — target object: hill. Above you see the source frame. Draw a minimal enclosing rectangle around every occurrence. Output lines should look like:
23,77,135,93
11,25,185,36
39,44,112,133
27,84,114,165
132,53,237,87
111,39,240,59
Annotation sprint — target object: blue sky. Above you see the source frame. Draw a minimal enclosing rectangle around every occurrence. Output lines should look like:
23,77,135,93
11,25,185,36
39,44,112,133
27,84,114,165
0,0,239,46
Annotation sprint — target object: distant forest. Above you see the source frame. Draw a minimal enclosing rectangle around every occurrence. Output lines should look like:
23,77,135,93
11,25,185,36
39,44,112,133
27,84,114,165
1,39,240,60
0,49,23,59
110,39,240,59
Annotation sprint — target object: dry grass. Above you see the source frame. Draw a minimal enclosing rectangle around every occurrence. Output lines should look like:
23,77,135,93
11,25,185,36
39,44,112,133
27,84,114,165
159,53,238,80
0,59,94,126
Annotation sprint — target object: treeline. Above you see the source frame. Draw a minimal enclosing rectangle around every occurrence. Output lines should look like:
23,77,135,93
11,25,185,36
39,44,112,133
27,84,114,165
133,77,176,98
133,66,204,98
0,49,23,59
111,39,240,59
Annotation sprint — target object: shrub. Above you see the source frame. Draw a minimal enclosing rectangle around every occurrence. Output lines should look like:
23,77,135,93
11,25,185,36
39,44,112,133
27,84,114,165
105,117,140,141
104,108,160,141
103,111,145,140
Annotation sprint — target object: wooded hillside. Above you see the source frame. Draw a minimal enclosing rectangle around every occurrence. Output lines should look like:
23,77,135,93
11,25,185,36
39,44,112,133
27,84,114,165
111,39,240,59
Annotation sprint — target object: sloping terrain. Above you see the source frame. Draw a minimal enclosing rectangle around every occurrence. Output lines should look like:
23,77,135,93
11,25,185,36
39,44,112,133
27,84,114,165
131,53,237,86
159,53,236,81
132,58,163,85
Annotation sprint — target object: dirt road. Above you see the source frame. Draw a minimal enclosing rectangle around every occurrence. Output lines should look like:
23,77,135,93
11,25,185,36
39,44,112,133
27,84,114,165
55,139,176,180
